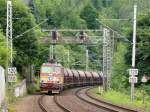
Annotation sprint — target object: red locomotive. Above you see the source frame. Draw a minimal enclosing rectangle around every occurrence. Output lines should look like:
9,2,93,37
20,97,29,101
40,63,64,93
40,63,102,94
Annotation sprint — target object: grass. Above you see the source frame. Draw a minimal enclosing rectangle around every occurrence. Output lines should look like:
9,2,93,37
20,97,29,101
27,76,40,94
90,87,150,110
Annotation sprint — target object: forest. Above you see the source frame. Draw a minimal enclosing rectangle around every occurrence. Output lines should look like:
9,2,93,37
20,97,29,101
0,0,150,105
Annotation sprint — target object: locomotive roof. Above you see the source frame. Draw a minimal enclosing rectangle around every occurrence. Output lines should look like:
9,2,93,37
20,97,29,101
42,63,62,67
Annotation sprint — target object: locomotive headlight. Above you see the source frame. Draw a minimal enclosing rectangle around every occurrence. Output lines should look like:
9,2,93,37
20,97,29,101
41,80,44,83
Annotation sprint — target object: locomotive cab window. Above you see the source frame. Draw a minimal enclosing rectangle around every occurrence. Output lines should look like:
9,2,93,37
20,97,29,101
41,66,54,73
41,66,62,74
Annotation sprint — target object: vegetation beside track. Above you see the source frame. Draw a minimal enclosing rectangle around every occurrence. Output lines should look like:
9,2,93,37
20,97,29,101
90,87,150,110
27,75,40,94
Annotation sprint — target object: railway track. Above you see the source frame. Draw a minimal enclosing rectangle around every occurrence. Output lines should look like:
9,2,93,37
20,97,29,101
38,94,65,112
38,87,140,112
76,87,139,112
38,95,48,112
54,87,112,112
54,95,72,112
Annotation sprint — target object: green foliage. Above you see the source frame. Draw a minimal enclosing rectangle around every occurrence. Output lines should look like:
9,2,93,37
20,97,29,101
111,42,129,90
0,0,40,76
145,85,150,96
90,87,150,109
12,1,39,66
91,0,103,10
35,0,89,28
27,84,37,94
80,4,99,29
0,30,8,68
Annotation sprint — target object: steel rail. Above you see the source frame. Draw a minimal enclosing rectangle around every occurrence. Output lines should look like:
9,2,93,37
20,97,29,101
75,87,117,112
38,95,48,112
75,87,139,112
85,88,139,112
53,95,72,112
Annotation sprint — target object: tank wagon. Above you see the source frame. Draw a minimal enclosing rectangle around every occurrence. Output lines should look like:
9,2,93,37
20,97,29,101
40,63,103,94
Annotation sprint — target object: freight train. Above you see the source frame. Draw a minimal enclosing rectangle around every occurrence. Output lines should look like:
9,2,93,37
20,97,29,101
40,63,103,94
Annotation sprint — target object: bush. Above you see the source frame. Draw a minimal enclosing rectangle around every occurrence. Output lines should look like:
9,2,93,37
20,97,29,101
145,85,150,96
27,84,37,94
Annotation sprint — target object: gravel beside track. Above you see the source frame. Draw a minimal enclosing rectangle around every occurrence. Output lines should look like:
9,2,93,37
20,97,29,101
15,95,43,112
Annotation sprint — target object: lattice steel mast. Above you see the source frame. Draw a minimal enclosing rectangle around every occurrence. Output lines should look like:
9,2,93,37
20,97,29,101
103,28,114,91
6,0,13,65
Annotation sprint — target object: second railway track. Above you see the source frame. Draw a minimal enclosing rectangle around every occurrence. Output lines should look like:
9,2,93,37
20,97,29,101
53,87,114,112
38,87,140,112
76,87,140,112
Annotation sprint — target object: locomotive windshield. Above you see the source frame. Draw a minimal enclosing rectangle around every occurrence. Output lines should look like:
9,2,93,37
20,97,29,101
41,66,61,74
41,66,53,73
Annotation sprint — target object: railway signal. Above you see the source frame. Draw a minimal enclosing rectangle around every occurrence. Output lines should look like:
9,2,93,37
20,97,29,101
79,31,86,41
51,31,58,41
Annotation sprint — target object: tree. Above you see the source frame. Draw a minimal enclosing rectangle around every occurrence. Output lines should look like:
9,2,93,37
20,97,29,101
91,0,103,10
0,30,8,68
111,42,129,90
0,0,39,79
80,4,100,29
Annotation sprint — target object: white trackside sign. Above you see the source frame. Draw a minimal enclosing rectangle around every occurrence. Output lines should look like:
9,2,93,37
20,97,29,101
8,75,17,82
8,67,17,75
129,69,138,76
129,76,138,83
8,67,17,82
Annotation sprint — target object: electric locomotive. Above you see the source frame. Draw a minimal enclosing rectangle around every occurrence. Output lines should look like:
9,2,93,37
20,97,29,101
40,63,64,93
